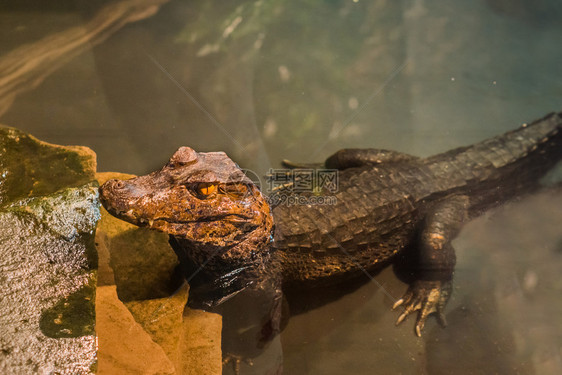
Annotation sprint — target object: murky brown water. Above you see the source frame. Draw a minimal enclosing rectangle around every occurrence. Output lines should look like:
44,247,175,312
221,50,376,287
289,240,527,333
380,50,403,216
1,0,561,374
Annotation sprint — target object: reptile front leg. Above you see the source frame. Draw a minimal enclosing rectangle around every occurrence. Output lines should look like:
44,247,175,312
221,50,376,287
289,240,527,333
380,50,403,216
282,148,417,170
394,195,468,336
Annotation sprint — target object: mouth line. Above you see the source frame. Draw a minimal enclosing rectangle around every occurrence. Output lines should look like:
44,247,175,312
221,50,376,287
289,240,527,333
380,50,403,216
104,207,251,226
150,214,251,225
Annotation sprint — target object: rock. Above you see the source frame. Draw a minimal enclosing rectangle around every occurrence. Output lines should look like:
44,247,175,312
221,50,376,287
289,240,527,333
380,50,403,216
180,309,223,375
96,285,176,375
124,284,190,370
0,125,98,374
94,172,136,287
0,126,96,207
124,285,223,375
8,183,101,241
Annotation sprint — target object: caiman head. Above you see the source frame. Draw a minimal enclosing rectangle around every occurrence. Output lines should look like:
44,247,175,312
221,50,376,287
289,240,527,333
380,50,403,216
99,147,274,251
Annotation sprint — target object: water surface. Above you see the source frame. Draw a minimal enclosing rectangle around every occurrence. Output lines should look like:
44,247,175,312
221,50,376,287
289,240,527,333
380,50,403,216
1,0,561,374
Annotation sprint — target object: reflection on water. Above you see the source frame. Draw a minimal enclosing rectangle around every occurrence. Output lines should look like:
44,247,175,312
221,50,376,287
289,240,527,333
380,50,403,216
1,0,562,374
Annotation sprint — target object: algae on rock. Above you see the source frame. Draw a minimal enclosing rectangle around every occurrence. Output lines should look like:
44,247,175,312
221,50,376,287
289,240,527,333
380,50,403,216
0,126,96,207
0,125,99,374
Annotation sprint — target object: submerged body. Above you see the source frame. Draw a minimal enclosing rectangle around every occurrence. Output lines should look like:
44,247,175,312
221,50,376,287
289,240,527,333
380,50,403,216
273,113,562,285
100,112,562,336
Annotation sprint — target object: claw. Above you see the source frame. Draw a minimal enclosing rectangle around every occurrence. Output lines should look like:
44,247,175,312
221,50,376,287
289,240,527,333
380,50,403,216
223,354,253,375
415,323,423,337
223,355,241,375
392,298,404,310
393,280,452,337
396,311,407,325
437,311,448,327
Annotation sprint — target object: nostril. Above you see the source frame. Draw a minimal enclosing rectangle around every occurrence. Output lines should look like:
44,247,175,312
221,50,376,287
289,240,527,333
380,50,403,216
115,180,125,189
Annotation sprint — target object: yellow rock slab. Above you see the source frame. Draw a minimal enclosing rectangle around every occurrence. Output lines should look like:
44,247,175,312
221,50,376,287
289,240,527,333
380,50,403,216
180,309,223,375
96,285,175,375
125,284,190,369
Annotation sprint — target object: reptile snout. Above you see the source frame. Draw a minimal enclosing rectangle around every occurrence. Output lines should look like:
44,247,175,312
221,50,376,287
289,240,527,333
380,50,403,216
99,179,125,200
99,178,141,212
100,178,147,198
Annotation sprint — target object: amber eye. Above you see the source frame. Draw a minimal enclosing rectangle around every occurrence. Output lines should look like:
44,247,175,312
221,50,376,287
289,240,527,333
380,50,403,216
195,183,217,197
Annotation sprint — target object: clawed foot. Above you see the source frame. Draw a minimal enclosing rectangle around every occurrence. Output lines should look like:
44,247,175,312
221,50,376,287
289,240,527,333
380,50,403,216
392,280,452,337
223,354,253,375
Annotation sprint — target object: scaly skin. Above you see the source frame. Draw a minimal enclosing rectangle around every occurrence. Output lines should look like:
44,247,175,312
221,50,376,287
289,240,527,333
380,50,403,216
99,112,562,337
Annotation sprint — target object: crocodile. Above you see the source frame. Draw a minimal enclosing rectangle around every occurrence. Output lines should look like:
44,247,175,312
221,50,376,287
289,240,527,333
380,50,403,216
99,112,562,337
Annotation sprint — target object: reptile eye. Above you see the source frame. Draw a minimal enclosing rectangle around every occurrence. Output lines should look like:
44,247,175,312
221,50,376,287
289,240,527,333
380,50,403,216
195,182,217,198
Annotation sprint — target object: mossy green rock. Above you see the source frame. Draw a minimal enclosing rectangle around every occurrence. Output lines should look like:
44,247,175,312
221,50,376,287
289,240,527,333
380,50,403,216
0,126,96,207
0,125,99,374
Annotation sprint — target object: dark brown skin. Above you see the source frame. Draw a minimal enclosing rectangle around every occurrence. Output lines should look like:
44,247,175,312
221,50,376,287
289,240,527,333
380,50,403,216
100,112,562,338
